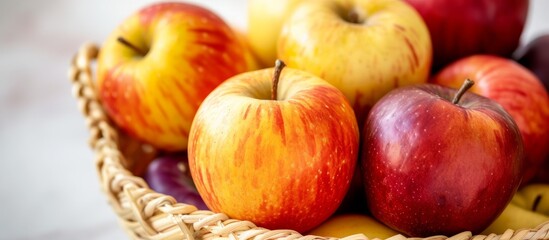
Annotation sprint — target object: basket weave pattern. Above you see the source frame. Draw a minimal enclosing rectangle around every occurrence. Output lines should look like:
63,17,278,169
69,42,549,240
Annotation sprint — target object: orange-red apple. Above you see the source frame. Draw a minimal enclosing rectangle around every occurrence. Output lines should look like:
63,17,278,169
188,61,359,233
97,2,252,151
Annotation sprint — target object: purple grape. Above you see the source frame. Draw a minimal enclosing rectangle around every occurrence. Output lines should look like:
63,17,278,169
144,154,208,210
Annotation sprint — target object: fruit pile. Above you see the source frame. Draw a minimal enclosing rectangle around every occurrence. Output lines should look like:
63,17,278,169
92,0,549,238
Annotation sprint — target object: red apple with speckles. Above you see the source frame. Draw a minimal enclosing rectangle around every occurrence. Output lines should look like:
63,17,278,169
96,2,255,151
361,80,523,237
404,0,529,72
432,55,549,184
188,61,359,233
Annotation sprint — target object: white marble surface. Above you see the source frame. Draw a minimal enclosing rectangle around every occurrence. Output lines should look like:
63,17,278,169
0,0,547,239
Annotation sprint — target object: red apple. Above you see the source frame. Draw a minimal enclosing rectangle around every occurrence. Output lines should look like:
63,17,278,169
404,0,529,71
514,34,549,183
432,55,549,184
96,2,253,151
188,61,359,233
361,80,523,237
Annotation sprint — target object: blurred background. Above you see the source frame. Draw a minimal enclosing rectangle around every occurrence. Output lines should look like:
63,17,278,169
0,0,547,239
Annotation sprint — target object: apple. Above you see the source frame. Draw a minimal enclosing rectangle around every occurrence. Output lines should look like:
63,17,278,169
96,2,253,151
431,55,549,184
277,0,432,124
247,0,304,67
307,213,401,239
361,79,524,237
188,61,359,233
404,0,529,72
514,35,549,184
235,29,262,72
515,34,549,100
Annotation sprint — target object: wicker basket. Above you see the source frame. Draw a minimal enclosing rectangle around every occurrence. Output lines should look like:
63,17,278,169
69,42,549,240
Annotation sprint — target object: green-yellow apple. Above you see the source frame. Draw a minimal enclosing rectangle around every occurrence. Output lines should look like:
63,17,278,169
431,55,549,184
361,80,524,237
277,0,432,124
247,0,304,67
97,2,254,151
188,61,359,233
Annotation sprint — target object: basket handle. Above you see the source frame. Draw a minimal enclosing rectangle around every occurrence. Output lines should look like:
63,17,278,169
68,43,195,239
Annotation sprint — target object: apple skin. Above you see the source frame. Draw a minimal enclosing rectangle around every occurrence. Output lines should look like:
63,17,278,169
361,83,523,237
97,2,252,151
247,0,304,67
431,55,549,184
404,0,529,72
188,67,359,233
277,0,432,124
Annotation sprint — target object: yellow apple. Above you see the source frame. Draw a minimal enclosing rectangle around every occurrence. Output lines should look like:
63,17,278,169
307,214,401,239
278,0,432,123
236,30,262,72
247,0,304,67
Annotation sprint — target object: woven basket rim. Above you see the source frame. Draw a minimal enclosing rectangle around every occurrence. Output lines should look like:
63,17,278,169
68,42,549,240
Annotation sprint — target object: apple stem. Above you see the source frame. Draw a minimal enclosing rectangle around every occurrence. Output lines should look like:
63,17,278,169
451,78,475,105
117,37,147,56
271,59,286,101
348,10,361,24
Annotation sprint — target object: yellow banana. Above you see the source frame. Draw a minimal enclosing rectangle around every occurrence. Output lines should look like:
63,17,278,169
307,214,401,239
513,183,549,216
481,202,549,235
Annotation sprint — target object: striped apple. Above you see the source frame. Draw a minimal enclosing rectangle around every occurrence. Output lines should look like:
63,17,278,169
97,2,256,151
188,62,359,233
